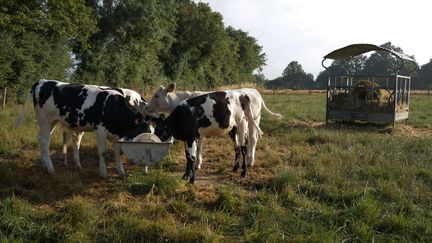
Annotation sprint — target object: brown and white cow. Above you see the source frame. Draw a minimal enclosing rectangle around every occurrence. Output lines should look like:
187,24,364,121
154,90,264,183
15,79,155,178
146,83,282,170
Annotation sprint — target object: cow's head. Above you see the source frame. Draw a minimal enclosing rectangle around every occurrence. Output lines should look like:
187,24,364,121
124,120,153,140
146,83,176,113
136,96,148,116
154,117,171,142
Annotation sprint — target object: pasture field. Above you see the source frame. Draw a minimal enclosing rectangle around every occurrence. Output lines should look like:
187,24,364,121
1,93,432,242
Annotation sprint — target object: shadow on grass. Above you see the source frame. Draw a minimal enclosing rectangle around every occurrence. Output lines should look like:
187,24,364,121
0,146,123,205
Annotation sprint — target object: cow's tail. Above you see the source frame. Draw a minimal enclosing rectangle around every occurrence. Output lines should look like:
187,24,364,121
261,99,282,119
245,102,264,137
15,88,33,129
253,118,264,137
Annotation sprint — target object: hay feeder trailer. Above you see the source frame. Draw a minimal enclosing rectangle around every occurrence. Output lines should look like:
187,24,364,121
322,44,417,126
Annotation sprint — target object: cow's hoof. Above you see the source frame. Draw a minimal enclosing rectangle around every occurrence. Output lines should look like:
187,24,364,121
47,168,56,175
189,177,196,184
182,173,189,180
241,171,247,177
233,163,239,172
100,172,108,179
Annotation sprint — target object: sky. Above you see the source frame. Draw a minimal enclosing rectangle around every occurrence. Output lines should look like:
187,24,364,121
198,0,432,79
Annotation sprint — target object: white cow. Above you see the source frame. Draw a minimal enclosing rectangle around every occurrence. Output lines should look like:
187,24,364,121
146,83,282,169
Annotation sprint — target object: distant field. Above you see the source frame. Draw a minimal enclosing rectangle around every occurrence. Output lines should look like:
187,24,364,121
0,93,431,241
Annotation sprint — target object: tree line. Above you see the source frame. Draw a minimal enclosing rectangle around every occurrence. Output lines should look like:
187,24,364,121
0,0,266,99
265,42,432,90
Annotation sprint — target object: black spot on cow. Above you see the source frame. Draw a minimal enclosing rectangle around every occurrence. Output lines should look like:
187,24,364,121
101,94,144,138
52,84,88,128
198,115,211,128
31,81,41,107
186,94,207,107
156,104,200,142
81,91,109,128
184,94,212,129
209,92,230,129
239,94,250,111
37,81,57,108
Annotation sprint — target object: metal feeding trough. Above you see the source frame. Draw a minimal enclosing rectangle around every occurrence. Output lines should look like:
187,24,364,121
118,135,172,166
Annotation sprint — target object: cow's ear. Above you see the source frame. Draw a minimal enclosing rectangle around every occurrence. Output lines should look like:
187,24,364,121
134,118,141,125
166,83,176,93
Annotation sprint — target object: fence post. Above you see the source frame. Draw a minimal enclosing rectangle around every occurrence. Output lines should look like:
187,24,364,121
2,87,6,109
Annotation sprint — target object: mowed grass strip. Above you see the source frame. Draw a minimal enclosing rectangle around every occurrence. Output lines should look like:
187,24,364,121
0,93,431,241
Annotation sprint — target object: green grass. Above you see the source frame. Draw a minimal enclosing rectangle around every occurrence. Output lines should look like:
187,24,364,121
1,93,432,241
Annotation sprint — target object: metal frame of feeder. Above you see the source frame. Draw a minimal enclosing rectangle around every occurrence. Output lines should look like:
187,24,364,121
322,44,417,126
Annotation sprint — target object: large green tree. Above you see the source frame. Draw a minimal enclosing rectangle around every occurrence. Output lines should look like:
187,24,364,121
74,0,177,89
413,59,432,89
265,61,314,89
362,42,416,76
165,0,231,89
225,27,266,85
0,0,97,93
1,0,266,94
74,0,266,90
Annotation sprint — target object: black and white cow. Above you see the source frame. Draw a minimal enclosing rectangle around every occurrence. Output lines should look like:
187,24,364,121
147,83,282,170
61,87,148,168
154,91,263,183
15,79,154,178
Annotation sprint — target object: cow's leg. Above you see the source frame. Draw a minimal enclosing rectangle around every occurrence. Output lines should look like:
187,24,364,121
62,130,71,166
113,141,125,177
229,127,241,172
185,139,197,184
247,115,261,167
96,132,109,178
195,137,204,170
237,122,248,177
72,132,84,168
182,141,192,180
38,123,55,174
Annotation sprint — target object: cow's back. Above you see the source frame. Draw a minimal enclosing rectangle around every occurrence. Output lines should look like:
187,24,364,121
32,80,141,137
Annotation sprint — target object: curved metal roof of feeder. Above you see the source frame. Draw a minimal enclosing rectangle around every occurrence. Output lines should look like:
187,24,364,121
323,43,416,62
